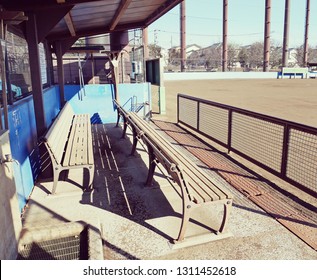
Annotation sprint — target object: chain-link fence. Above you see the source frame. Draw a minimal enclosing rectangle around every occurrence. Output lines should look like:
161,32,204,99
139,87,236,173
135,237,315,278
1,31,49,106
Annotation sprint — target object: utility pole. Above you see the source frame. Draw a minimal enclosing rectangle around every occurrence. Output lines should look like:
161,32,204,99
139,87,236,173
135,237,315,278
303,0,310,67
282,0,290,67
222,0,228,72
263,0,271,72
180,1,186,72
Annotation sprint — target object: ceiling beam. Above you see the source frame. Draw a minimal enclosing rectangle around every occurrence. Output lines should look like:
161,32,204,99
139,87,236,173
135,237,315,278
55,36,79,56
47,21,144,42
0,10,28,24
109,0,133,31
64,12,76,36
24,5,73,43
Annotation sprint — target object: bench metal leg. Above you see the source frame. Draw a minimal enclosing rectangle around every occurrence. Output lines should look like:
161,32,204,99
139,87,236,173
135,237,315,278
130,126,138,156
121,115,128,139
175,201,191,243
115,110,120,127
88,165,95,189
218,199,232,233
174,171,191,243
52,168,60,195
145,144,156,186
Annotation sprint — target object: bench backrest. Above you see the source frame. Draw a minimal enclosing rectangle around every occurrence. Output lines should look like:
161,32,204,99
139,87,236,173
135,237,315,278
44,102,75,164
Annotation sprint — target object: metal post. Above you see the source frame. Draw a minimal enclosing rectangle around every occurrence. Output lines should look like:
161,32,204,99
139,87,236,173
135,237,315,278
303,0,310,67
91,53,95,83
0,19,9,129
180,1,186,72
143,27,149,60
55,41,65,107
280,124,290,178
26,12,47,137
263,0,271,72
227,109,232,153
282,0,290,67
222,0,228,72
197,101,200,131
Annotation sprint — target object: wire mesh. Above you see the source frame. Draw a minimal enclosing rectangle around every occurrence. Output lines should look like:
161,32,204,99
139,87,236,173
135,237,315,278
178,94,317,196
199,103,229,144
231,112,284,172
179,97,198,130
286,128,317,193
17,233,88,260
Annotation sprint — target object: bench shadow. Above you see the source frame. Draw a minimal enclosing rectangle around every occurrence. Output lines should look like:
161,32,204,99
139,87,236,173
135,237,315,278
79,124,183,247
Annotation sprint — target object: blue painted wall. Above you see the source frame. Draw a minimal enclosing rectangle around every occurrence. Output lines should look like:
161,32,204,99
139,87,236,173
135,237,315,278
1,83,150,211
65,83,151,123
6,86,60,210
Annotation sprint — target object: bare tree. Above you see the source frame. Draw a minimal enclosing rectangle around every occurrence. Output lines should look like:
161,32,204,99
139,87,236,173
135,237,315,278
270,42,282,69
296,44,317,66
248,42,263,69
168,47,181,65
148,44,162,58
227,43,239,71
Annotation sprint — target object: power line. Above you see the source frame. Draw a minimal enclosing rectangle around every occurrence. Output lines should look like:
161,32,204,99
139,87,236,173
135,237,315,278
150,29,266,38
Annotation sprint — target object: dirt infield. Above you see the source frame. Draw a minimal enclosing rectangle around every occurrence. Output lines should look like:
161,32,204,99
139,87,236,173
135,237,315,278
159,79,317,127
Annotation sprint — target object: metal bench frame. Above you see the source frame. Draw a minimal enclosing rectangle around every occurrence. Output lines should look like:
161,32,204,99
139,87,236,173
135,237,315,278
115,100,233,244
43,102,94,194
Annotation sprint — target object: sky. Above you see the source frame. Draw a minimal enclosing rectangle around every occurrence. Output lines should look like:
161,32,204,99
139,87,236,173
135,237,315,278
147,0,317,50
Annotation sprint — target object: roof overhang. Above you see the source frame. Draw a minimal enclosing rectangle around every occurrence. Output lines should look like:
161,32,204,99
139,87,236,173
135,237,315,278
1,0,183,44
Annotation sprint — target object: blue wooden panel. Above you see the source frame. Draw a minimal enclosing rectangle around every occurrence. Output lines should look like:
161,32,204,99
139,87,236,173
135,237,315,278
6,86,60,211
1,83,150,211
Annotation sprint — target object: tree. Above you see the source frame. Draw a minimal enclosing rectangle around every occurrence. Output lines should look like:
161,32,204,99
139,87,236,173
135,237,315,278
148,44,162,58
295,44,317,66
238,47,248,68
270,42,282,69
248,42,263,69
168,47,181,65
227,43,239,70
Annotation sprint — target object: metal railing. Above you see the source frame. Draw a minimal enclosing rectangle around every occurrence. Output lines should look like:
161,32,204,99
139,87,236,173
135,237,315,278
177,94,317,197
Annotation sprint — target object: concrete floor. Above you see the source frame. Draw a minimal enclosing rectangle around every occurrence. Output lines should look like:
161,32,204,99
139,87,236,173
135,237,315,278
21,123,317,260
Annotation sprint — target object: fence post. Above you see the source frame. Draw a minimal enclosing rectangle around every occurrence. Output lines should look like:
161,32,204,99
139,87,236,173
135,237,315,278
177,95,180,123
227,109,232,153
281,124,290,178
197,101,200,131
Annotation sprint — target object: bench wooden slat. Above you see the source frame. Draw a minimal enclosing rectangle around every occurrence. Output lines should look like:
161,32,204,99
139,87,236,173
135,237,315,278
79,115,88,165
184,170,221,202
71,117,82,166
70,115,86,166
46,104,74,164
87,115,94,165
44,102,94,194
115,100,233,244
129,112,231,202
63,114,80,166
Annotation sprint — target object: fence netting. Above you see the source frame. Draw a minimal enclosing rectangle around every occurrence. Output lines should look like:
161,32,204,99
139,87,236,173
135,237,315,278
178,94,317,196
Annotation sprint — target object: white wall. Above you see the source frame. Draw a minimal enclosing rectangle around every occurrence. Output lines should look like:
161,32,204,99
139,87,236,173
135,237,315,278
0,130,22,260
164,72,279,81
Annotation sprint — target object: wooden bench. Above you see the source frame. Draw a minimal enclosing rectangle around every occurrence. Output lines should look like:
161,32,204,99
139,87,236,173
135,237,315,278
43,102,94,194
281,67,308,79
115,100,233,245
